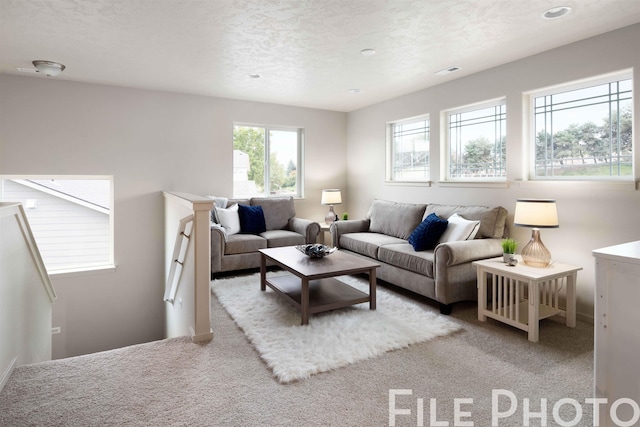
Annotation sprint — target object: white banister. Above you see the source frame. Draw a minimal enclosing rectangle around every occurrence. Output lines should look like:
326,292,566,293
163,192,213,343
1,202,56,393
0,203,56,303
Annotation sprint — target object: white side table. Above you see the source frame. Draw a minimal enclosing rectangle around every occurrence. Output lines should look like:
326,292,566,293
473,257,582,342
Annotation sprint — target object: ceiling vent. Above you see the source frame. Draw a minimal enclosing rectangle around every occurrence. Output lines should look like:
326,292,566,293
435,66,461,76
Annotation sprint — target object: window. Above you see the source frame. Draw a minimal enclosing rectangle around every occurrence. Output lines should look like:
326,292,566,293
532,73,633,179
387,115,430,182
233,124,303,198
1,176,113,273
446,100,506,180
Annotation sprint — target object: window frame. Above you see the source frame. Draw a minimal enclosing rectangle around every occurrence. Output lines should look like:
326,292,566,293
385,114,431,183
0,174,115,276
444,98,507,182
527,70,633,182
232,123,304,198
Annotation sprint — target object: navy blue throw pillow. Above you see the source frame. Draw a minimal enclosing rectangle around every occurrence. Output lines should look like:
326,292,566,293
238,204,267,234
408,213,449,251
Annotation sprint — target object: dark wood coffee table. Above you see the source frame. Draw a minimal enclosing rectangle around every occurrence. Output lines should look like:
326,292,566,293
259,246,380,325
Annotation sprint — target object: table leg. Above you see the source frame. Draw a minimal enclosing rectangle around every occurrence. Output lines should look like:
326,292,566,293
260,253,266,291
301,278,309,325
369,268,377,310
478,269,487,322
566,272,577,328
528,280,540,342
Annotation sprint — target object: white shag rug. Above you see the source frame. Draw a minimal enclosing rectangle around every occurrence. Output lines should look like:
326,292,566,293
211,272,462,383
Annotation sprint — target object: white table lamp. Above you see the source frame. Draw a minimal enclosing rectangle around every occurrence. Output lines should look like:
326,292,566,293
321,189,342,224
514,199,559,267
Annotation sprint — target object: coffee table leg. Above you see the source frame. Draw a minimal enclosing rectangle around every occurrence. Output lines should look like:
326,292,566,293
369,268,377,310
260,253,266,291
301,278,309,325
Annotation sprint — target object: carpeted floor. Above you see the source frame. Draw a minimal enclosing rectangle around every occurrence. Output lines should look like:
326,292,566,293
0,273,594,426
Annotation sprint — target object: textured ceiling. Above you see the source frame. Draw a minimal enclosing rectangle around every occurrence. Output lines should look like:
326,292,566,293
1,0,639,112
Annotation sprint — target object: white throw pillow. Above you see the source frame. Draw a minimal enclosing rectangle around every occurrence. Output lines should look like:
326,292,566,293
216,203,240,236
438,213,481,243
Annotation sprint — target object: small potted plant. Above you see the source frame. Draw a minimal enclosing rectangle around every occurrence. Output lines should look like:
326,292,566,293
501,238,518,263
342,212,349,221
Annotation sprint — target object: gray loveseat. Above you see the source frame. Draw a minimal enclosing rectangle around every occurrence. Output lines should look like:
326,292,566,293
330,199,508,314
210,196,320,275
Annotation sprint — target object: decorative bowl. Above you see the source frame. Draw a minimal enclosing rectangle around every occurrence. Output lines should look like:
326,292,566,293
295,244,337,258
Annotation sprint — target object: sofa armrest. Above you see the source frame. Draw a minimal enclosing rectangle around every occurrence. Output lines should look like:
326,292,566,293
210,226,226,273
434,238,503,267
433,238,503,305
288,217,321,244
330,219,371,248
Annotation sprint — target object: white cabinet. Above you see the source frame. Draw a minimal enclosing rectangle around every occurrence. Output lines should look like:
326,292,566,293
593,241,640,427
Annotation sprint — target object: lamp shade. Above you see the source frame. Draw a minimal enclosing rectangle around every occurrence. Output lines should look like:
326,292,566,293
514,199,559,228
321,189,342,205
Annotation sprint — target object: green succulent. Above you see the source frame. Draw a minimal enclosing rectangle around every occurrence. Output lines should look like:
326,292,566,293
501,238,518,254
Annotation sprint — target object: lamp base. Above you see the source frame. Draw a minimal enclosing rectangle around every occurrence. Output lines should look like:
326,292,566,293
521,228,552,267
325,205,337,224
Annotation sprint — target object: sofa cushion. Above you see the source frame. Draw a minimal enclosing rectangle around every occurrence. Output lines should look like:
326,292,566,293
478,206,508,239
366,199,426,240
224,233,267,255
408,213,448,251
250,197,296,231
227,199,251,207
378,243,435,277
216,203,241,236
238,204,267,234
438,213,480,243
424,204,507,239
340,232,406,259
260,229,306,248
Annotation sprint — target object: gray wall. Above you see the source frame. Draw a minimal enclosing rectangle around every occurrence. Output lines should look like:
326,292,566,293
345,24,640,319
0,76,347,358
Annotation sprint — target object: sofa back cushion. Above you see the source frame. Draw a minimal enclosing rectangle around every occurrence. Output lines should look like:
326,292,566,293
423,204,508,239
366,199,426,240
250,197,296,231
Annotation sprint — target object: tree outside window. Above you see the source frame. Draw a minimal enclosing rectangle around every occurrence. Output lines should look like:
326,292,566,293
233,125,302,198
447,101,506,180
533,75,632,179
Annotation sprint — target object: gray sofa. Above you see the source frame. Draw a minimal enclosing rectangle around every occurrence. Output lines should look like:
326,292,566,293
210,196,320,275
330,199,508,314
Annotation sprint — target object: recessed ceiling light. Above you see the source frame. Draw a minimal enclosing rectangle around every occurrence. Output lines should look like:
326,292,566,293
248,74,262,79
542,6,571,19
349,89,362,94
435,66,461,76
360,48,376,56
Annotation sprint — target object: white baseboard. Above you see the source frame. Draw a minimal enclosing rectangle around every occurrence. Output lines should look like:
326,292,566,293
0,357,17,394
577,312,594,324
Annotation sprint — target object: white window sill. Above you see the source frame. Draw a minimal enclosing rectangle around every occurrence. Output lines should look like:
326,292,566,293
516,180,638,191
384,181,432,187
437,181,510,189
49,264,117,279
